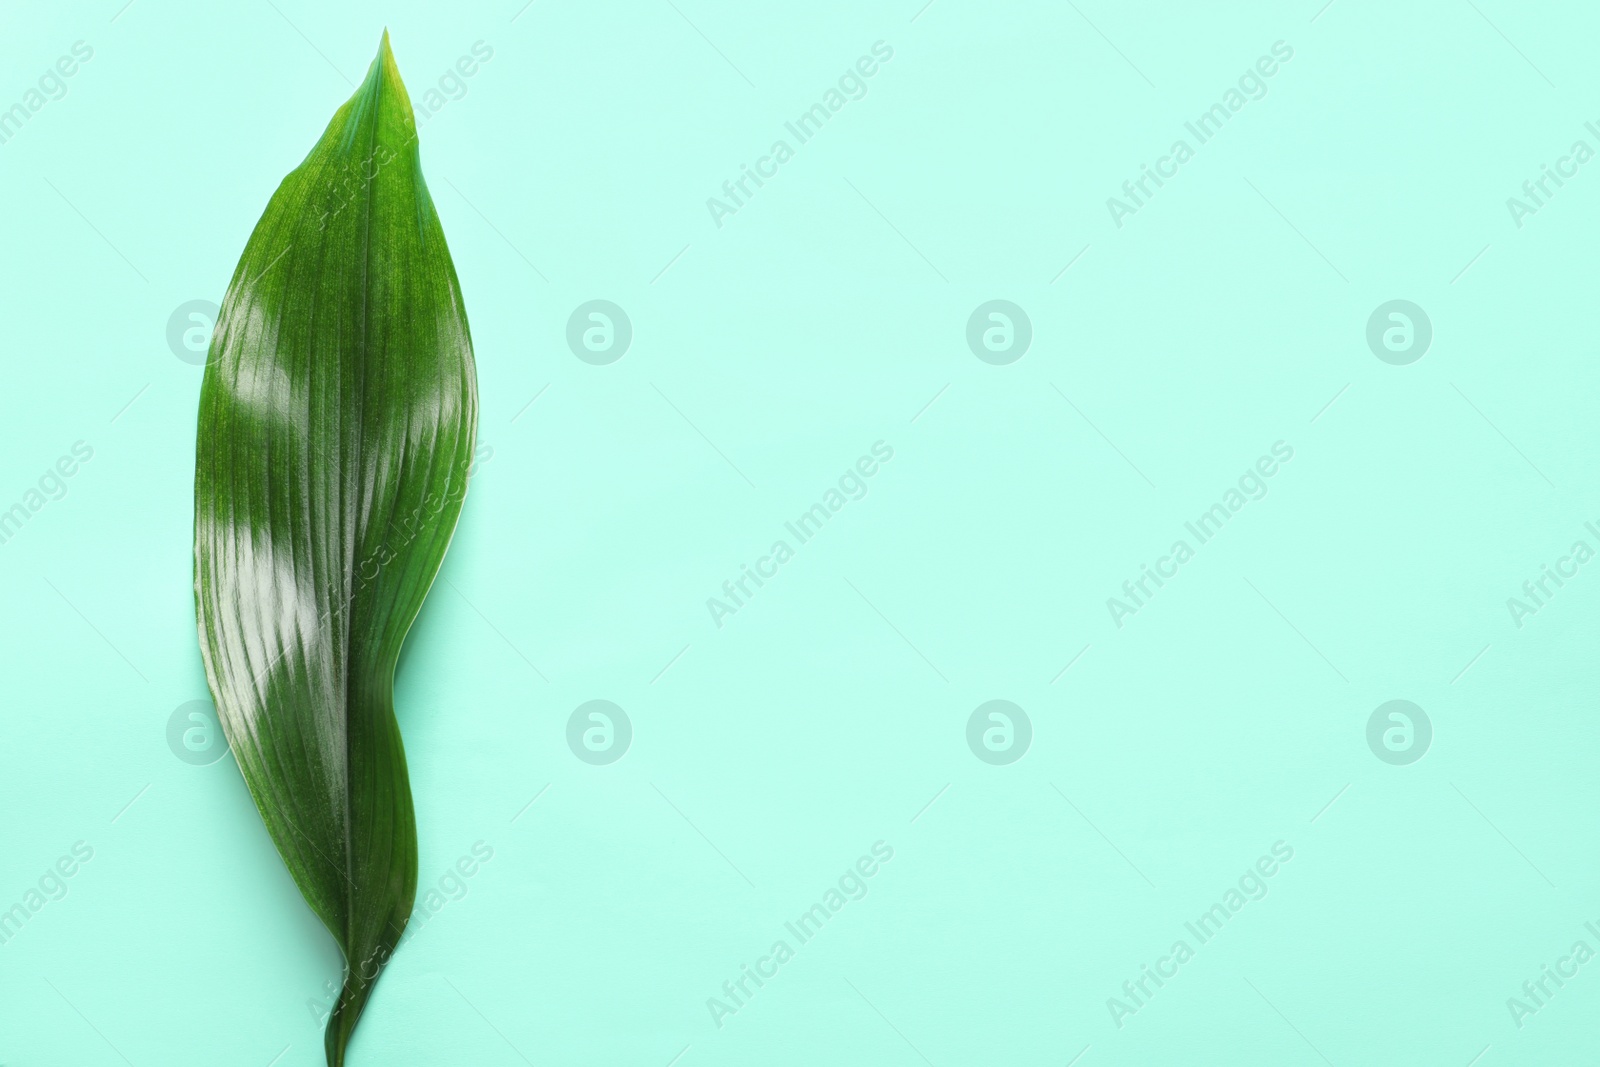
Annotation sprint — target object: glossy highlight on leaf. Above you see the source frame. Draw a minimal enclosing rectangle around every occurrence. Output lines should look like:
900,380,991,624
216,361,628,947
192,31,477,1066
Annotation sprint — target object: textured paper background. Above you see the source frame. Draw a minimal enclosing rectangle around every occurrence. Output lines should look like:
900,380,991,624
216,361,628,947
0,1,1596,1064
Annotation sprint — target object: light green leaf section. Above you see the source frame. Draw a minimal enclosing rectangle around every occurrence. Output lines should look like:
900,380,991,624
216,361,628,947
193,32,478,1066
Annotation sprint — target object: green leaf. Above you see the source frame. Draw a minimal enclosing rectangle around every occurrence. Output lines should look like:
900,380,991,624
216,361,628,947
192,31,477,1066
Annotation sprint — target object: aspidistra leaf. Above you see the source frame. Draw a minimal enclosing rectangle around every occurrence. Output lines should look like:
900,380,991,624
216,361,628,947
193,32,477,1065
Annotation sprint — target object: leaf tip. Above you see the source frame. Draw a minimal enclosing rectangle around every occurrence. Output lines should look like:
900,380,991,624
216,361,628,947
353,27,415,131
373,28,400,85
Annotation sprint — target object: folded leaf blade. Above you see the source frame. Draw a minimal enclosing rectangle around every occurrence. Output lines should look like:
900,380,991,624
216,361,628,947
193,32,477,1066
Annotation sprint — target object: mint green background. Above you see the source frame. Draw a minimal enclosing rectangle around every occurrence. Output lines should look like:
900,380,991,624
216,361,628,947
2,0,1598,1063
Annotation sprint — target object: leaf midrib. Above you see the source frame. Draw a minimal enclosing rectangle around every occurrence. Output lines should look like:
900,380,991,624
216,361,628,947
339,54,387,955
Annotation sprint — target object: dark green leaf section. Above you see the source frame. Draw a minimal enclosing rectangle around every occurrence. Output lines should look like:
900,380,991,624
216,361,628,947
193,33,477,1066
